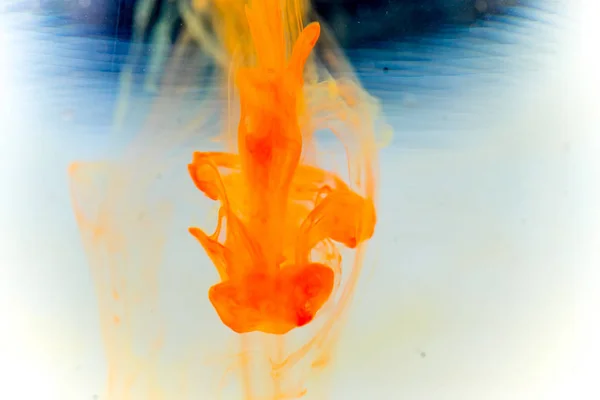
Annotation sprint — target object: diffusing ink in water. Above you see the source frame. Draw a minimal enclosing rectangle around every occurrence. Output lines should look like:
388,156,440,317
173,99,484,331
69,0,390,398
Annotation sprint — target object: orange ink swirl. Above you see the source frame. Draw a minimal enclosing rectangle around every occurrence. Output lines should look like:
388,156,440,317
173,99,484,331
188,2,376,335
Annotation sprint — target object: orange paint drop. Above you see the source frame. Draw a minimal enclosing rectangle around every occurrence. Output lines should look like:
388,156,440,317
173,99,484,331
187,5,376,335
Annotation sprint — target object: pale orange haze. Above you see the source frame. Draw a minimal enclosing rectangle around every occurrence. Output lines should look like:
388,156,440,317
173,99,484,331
68,0,389,398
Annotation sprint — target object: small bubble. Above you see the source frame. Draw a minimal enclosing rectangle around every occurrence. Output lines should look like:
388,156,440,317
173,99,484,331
79,0,92,8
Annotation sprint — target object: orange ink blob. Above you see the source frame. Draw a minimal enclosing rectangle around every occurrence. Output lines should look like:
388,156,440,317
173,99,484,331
187,3,376,335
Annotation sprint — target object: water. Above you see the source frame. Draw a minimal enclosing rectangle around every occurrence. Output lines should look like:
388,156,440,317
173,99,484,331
1,1,599,399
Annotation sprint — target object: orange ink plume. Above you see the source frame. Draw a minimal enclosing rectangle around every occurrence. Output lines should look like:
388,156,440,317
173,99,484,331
67,0,389,398
187,0,377,335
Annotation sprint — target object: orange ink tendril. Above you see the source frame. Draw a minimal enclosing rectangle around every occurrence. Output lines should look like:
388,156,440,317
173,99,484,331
188,1,376,335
